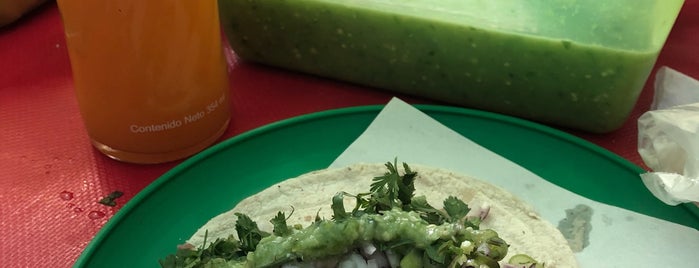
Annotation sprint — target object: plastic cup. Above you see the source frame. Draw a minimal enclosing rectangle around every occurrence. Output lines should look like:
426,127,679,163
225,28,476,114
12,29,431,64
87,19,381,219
56,0,231,164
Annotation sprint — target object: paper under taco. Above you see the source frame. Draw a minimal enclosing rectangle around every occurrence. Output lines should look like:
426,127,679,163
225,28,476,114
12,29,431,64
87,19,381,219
160,161,578,268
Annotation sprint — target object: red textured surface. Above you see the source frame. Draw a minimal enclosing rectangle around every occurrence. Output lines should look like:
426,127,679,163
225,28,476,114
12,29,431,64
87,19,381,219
1,2,697,267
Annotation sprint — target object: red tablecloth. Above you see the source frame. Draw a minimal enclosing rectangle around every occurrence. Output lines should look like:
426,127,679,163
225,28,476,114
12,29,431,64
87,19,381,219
1,2,698,267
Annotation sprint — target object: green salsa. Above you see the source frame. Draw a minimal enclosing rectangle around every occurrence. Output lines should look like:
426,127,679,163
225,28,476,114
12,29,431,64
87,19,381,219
169,209,507,268
219,0,683,132
248,209,502,267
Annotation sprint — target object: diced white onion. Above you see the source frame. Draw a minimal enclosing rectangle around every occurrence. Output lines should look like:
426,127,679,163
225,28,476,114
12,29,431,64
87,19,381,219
339,252,367,268
360,242,377,256
385,250,400,268
287,246,398,268
477,243,491,256
281,263,300,268
366,259,379,268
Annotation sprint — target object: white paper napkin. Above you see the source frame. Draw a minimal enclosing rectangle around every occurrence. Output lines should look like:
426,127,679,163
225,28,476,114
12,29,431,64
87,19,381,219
332,98,699,267
639,66,699,205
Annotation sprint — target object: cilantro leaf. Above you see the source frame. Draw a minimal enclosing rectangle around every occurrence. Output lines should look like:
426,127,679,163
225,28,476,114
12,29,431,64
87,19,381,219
410,195,446,225
270,211,292,236
98,191,124,207
397,162,417,207
464,217,482,230
158,233,243,268
353,192,372,214
203,237,241,261
443,196,470,223
234,213,269,252
369,161,400,210
331,191,350,221
314,209,323,223
425,242,447,264
366,159,419,213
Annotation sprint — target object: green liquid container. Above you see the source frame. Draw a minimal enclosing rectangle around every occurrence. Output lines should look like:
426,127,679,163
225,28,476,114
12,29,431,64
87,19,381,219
219,0,684,132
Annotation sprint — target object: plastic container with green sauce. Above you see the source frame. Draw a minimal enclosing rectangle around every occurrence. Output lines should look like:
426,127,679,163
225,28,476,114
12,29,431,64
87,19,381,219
218,0,684,132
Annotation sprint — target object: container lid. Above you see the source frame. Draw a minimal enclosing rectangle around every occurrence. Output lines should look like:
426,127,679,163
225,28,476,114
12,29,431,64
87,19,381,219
345,0,684,51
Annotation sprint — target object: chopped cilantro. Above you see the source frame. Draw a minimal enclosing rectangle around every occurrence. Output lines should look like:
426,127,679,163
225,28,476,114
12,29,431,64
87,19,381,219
410,195,446,225
97,191,123,207
234,213,269,252
331,191,351,220
443,196,471,223
270,211,292,237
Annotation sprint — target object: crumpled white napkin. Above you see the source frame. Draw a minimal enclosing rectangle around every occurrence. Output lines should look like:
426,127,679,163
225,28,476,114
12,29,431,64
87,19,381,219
638,66,699,205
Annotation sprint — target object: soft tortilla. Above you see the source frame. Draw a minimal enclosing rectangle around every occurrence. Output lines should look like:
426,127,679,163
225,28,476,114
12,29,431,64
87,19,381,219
188,163,578,267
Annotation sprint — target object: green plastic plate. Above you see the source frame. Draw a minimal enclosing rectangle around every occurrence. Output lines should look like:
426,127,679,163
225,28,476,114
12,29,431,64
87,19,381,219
74,104,699,267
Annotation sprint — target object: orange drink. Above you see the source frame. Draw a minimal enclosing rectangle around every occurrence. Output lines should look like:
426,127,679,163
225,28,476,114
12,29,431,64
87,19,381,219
57,0,231,163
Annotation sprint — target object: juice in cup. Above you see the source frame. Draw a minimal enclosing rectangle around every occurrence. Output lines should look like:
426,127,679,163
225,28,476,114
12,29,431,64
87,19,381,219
57,0,231,163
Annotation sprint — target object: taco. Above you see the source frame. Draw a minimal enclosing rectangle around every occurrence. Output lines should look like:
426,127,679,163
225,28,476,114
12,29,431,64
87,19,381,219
160,161,577,268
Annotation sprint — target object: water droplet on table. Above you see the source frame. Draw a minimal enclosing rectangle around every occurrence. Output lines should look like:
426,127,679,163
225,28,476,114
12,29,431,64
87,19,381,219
73,207,83,213
59,191,74,201
88,211,105,220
